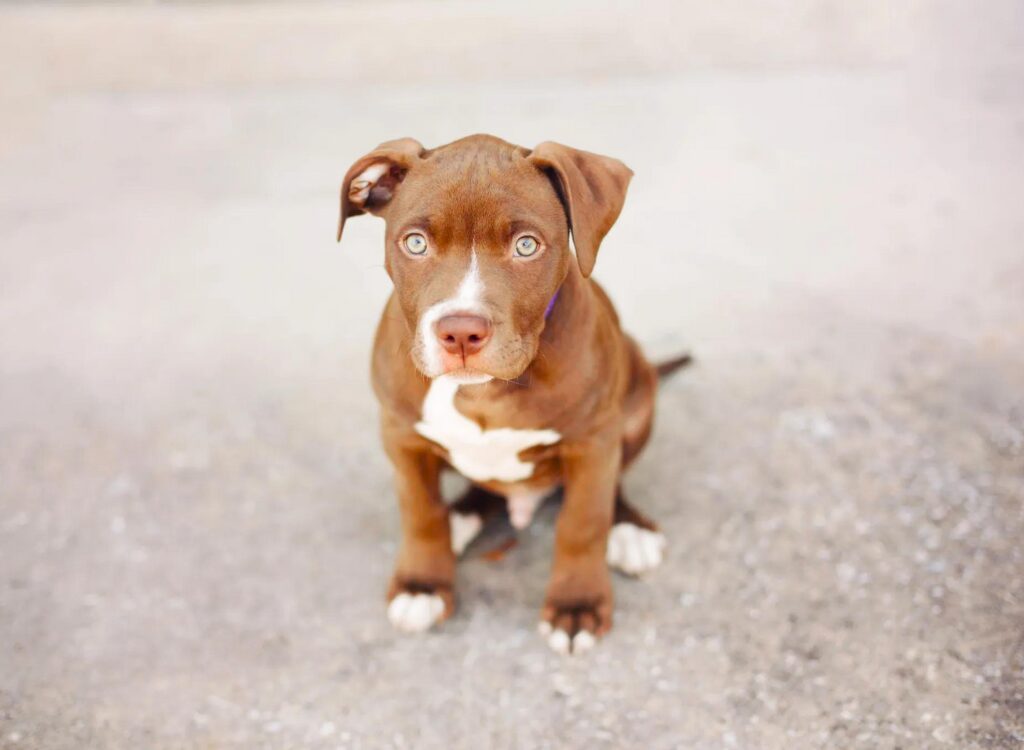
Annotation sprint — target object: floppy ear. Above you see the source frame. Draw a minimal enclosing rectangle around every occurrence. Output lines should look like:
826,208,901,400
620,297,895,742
337,137,425,242
528,142,633,277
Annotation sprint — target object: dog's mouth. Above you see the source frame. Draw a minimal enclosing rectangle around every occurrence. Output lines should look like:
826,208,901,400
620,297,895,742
441,367,494,385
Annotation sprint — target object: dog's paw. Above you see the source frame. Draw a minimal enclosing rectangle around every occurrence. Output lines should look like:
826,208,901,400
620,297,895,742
449,512,483,556
606,522,666,576
387,591,447,633
386,583,453,633
539,599,611,656
538,619,597,655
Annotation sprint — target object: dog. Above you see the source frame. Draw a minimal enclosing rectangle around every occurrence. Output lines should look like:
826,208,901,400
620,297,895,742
337,134,688,654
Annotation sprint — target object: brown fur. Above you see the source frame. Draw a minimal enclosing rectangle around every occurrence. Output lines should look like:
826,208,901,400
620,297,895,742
339,134,676,649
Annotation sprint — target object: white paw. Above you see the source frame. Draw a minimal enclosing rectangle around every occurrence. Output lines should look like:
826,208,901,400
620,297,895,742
606,522,666,575
387,592,445,633
538,621,596,655
449,512,483,555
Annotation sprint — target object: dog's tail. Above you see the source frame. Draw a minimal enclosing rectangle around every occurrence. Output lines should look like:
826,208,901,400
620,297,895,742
655,352,693,380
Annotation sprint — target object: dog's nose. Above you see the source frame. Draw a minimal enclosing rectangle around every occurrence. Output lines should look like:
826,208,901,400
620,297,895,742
435,314,492,356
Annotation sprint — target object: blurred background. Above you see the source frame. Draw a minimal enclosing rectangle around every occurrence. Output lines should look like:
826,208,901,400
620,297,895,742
1,1,1023,748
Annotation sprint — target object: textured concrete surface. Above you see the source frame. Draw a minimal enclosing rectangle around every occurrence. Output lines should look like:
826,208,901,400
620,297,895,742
1,2,1023,748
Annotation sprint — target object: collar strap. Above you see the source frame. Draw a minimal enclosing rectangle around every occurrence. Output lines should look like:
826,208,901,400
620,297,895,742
544,288,561,319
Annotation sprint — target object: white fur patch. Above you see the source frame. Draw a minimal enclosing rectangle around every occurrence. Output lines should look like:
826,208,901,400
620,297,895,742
507,488,549,529
449,512,483,555
387,592,444,633
571,630,596,654
538,621,596,655
417,251,485,377
415,375,560,482
548,627,571,654
348,162,389,207
606,522,666,575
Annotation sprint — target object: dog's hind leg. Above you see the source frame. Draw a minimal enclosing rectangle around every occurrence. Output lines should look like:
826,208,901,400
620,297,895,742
448,485,505,555
609,337,676,576
620,336,658,470
607,490,667,576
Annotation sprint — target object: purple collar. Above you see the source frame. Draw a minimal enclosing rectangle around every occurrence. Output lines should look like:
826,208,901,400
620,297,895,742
544,288,561,319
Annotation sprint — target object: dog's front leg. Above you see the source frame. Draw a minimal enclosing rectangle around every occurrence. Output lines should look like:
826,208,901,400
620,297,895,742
540,428,620,654
384,444,455,633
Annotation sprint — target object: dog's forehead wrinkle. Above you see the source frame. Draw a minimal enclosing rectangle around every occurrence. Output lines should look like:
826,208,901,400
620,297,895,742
429,184,554,242
432,134,524,165
427,145,539,194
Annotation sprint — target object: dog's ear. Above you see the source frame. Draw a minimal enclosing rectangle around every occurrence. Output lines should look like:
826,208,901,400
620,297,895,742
337,138,425,242
528,142,633,277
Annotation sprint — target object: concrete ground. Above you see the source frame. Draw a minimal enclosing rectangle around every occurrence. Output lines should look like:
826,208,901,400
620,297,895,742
1,2,1023,748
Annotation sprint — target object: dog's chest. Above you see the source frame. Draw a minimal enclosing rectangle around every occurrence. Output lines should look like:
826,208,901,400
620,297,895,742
414,377,560,483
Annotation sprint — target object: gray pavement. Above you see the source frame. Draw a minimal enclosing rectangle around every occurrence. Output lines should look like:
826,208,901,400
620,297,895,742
1,2,1023,748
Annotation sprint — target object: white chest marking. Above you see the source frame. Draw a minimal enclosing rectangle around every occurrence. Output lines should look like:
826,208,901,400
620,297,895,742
414,376,560,482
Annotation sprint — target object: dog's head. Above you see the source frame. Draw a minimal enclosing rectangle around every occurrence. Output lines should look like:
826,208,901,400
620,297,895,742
338,134,632,383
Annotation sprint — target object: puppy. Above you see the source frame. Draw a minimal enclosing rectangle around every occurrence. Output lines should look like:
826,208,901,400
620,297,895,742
338,134,687,654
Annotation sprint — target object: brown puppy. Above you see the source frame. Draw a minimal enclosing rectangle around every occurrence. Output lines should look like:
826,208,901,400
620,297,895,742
338,134,680,654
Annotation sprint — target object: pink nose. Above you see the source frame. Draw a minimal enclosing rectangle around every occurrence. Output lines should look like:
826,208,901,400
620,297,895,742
435,314,492,356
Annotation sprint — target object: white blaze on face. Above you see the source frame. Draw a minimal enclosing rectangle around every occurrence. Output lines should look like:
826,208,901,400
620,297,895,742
417,250,485,377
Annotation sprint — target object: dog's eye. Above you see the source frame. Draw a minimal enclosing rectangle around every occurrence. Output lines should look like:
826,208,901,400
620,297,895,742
514,236,539,257
404,233,428,255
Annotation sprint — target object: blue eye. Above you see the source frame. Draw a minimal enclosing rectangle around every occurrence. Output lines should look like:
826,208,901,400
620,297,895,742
514,236,539,257
404,233,428,255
